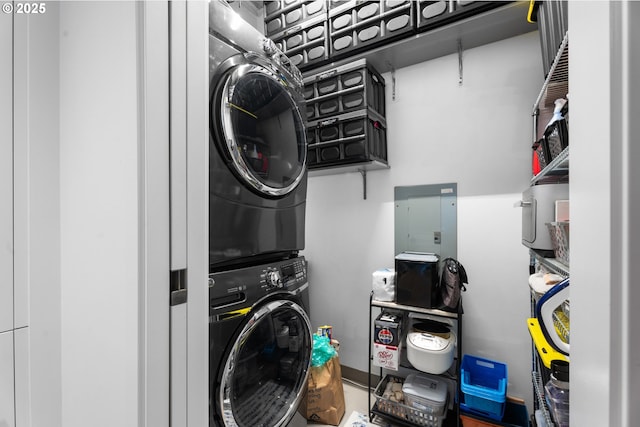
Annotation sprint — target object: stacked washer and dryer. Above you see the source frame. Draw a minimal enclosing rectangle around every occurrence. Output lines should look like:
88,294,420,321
208,2,312,427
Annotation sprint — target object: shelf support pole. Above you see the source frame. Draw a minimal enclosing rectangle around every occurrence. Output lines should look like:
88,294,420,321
360,169,367,200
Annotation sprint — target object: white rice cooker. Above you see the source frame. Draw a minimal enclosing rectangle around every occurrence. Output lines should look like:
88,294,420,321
406,331,455,375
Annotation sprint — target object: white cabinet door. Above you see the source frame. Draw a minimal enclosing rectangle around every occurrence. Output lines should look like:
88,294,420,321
14,328,30,427
0,331,15,427
0,1,13,334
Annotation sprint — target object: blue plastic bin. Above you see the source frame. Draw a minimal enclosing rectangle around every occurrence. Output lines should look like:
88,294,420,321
460,355,508,421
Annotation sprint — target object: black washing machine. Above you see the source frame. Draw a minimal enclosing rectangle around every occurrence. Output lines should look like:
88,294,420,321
209,256,312,427
209,0,308,271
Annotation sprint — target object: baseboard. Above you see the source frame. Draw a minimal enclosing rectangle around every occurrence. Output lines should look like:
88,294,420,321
340,364,380,390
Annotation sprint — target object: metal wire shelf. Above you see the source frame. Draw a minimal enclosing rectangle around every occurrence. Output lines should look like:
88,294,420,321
531,250,570,278
532,370,555,426
533,32,569,112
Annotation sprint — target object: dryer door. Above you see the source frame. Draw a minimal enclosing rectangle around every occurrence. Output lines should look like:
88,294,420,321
214,61,307,198
218,299,312,427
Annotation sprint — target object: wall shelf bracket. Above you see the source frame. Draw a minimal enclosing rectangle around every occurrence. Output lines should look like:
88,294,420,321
386,61,396,101
458,39,464,86
359,169,367,200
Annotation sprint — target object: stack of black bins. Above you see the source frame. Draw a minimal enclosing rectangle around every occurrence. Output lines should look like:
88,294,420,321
416,1,504,32
329,0,415,60
304,59,387,170
264,0,330,70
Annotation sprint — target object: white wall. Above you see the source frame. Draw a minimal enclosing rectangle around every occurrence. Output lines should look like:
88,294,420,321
0,332,14,427
59,3,140,426
7,5,63,427
0,0,12,338
303,31,542,406
18,6,62,427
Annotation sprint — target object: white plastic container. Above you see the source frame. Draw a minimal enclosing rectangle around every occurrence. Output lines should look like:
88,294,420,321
402,373,448,416
406,332,455,375
545,360,569,427
372,268,395,302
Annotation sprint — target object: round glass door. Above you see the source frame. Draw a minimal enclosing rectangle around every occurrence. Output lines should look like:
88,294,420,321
219,299,312,427
217,63,307,197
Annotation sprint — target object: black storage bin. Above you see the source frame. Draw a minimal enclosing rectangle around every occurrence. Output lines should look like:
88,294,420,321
560,98,569,130
329,0,416,59
532,138,550,170
395,252,440,309
264,0,327,37
306,109,387,170
303,58,386,121
328,0,350,9
544,118,568,160
272,14,329,70
416,1,503,33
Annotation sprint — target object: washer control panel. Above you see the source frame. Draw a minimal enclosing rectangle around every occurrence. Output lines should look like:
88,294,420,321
265,268,283,289
260,36,303,89
209,256,308,315
261,257,307,292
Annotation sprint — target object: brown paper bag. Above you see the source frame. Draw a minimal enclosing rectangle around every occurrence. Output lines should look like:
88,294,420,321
300,355,346,425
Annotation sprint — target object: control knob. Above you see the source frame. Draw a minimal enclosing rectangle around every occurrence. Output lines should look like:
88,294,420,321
262,38,277,57
266,269,282,288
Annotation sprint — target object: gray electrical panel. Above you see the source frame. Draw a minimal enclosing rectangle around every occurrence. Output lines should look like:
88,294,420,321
394,183,457,261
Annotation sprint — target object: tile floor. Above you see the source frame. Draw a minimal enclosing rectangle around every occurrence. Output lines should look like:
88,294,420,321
306,380,401,427
306,380,370,427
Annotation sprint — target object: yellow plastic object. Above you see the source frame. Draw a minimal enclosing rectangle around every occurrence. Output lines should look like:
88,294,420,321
527,0,537,24
219,307,251,320
527,318,568,368
553,309,570,344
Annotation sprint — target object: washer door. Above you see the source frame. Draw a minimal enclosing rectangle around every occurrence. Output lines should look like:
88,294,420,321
213,60,307,198
218,299,312,427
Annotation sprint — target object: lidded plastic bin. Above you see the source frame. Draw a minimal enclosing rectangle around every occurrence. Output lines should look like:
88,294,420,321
306,109,387,169
270,14,329,70
461,355,508,421
402,373,448,416
264,0,327,37
303,58,386,121
374,375,447,427
416,1,503,33
328,0,415,59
